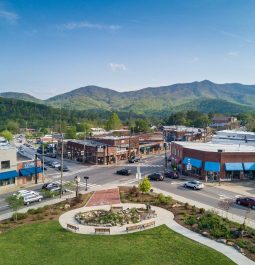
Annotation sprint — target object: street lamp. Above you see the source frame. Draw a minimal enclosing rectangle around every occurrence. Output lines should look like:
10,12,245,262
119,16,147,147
74,175,80,198
84,176,89,191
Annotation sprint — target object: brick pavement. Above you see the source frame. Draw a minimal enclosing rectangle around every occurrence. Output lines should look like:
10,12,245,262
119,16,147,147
86,188,120,206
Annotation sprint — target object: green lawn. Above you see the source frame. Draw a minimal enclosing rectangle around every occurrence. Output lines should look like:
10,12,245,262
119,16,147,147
0,222,235,265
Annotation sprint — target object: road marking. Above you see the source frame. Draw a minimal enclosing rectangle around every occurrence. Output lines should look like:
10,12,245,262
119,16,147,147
219,194,242,200
0,205,9,209
54,180,101,190
122,179,138,185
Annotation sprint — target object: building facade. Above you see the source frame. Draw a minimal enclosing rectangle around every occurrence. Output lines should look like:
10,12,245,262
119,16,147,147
170,141,255,182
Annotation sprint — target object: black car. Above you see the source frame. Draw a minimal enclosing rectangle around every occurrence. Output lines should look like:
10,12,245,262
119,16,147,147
116,168,131,175
148,173,164,181
128,157,140,163
164,170,179,179
42,182,67,194
58,165,70,172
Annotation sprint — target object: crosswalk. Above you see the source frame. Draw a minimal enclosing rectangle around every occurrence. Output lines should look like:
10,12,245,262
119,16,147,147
53,180,101,191
116,163,162,168
219,194,242,200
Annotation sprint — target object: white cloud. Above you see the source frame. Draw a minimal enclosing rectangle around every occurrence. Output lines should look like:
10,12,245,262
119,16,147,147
109,63,127,71
190,57,199,63
0,9,19,23
227,51,239,57
57,21,121,31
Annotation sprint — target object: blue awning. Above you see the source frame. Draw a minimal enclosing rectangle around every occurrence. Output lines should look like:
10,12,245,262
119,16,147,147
243,162,255,171
19,167,42,176
0,170,18,180
183,157,202,168
225,163,243,171
204,162,220,172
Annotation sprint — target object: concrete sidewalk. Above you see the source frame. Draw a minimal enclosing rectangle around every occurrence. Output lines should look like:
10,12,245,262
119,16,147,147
59,202,254,265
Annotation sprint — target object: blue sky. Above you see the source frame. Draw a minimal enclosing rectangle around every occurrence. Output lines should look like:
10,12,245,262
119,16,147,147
1,0,255,99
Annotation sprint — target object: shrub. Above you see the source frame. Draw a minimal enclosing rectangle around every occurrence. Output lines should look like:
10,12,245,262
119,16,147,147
158,193,172,205
198,211,230,238
184,215,197,226
191,205,196,214
199,208,205,214
42,190,59,198
28,207,44,215
184,203,189,209
139,177,152,193
11,212,28,221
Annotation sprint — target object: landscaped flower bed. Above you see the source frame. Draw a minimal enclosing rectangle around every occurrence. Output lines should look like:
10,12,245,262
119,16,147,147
119,186,255,262
75,207,156,227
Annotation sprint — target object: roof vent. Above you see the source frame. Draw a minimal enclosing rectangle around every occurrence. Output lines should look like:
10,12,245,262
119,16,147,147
218,149,224,152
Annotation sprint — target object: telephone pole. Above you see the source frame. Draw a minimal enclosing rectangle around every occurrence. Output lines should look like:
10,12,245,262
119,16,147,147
60,133,64,198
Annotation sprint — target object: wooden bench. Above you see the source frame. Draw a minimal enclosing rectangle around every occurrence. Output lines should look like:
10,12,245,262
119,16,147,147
95,227,111,234
126,224,142,232
67,223,79,232
142,221,155,228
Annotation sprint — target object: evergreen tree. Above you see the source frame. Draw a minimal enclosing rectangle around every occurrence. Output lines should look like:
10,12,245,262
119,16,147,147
106,112,122,130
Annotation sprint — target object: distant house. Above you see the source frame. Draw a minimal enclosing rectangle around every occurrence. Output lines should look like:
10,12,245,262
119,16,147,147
210,116,238,129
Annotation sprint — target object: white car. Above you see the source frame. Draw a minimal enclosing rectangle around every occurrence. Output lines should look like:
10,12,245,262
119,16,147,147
23,194,43,205
14,189,40,197
51,161,61,168
184,180,204,190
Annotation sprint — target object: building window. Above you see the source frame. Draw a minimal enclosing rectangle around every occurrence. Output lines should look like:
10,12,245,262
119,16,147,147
0,178,15,186
1,160,10,169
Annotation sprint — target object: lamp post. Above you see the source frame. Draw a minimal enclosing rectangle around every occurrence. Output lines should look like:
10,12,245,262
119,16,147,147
164,142,167,169
74,176,80,198
84,176,89,191
34,153,38,184
60,133,64,198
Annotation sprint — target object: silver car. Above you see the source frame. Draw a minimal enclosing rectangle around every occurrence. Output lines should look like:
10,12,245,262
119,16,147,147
184,180,204,190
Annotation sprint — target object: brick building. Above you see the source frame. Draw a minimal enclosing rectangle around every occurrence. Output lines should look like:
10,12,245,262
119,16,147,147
170,142,255,182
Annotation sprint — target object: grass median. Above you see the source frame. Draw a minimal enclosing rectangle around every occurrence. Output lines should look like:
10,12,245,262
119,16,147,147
0,221,234,265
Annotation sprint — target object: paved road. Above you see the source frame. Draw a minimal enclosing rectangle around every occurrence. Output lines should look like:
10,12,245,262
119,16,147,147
2,148,255,221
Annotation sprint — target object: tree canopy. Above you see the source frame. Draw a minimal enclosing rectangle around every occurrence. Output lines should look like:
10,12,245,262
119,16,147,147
106,112,122,130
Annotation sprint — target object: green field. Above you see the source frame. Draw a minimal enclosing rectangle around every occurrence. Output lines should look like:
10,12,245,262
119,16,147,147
0,222,234,265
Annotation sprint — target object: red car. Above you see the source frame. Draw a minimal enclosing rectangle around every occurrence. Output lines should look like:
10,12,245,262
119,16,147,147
236,197,255,210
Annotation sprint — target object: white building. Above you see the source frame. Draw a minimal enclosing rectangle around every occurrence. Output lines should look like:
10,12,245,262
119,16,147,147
212,130,255,146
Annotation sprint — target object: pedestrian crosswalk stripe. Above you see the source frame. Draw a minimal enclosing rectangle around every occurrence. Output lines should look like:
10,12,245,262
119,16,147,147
53,180,101,190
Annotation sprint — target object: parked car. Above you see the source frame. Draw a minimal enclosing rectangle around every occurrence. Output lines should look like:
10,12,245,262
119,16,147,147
23,193,43,205
184,180,204,190
236,197,255,209
42,182,67,194
116,168,131,175
148,173,164,181
164,170,179,179
128,157,140,163
50,161,61,168
58,165,70,172
14,189,40,197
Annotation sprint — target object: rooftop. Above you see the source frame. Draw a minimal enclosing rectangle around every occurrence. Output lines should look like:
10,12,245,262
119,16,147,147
216,130,255,136
163,125,204,133
68,139,108,147
173,141,255,153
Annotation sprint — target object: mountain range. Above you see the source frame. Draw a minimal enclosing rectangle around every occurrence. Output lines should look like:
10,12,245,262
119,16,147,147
1,80,255,115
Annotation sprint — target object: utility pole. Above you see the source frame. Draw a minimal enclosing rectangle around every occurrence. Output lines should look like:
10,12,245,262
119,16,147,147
164,142,167,169
34,153,38,184
60,133,64,198
42,144,45,181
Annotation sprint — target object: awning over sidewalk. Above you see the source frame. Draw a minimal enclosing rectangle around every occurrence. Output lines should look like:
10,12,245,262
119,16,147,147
183,157,202,168
0,170,18,180
243,162,255,171
225,163,243,171
19,167,43,176
204,161,220,172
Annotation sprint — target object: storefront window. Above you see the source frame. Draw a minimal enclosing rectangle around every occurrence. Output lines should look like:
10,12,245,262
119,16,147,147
1,160,10,169
0,178,15,186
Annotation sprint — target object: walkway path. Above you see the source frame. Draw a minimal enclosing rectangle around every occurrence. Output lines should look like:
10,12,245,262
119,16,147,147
86,188,120,206
59,202,254,265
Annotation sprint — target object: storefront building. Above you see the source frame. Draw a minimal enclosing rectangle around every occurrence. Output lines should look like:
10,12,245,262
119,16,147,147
170,142,255,181
0,145,18,189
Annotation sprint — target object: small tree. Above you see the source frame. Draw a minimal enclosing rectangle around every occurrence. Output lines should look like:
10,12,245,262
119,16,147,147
139,177,152,193
0,130,13,142
6,195,24,222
